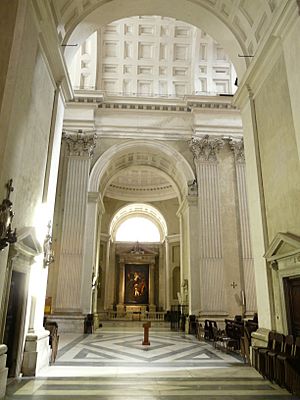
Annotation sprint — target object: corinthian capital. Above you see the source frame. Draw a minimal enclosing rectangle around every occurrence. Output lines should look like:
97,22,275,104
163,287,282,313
63,130,96,157
230,138,245,163
189,135,224,162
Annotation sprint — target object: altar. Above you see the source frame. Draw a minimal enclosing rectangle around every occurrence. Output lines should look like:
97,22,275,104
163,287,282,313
116,243,157,317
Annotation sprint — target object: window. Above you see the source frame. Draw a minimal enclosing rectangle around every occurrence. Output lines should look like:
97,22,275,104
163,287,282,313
115,217,160,242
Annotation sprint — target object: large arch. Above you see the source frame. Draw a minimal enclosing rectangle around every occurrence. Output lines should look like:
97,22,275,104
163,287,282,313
61,0,249,77
89,139,195,202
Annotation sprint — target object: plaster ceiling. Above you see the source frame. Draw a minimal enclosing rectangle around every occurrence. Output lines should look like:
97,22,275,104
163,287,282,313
105,166,176,201
51,0,283,78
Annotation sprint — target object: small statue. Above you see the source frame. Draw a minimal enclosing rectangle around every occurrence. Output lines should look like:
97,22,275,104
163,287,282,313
188,179,198,196
0,179,17,250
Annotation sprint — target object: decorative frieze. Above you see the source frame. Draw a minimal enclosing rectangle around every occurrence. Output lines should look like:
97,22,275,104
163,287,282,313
63,130,96,157
189,135,224,162
230,138,245,163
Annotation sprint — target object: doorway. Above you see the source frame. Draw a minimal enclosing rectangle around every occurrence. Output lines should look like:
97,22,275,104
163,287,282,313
3,270,26,377
284,275,300,337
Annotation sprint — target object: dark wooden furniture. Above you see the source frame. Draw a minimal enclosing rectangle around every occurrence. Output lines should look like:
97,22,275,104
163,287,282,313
275,334,294,387
44,320,59,364
285,336,300,395
252,331,275,374
266,332,285,381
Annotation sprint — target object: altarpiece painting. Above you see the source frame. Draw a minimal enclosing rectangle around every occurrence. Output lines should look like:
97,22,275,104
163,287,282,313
125,264,149,304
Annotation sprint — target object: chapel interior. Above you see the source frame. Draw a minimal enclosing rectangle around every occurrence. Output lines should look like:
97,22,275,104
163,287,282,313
1,0,300,399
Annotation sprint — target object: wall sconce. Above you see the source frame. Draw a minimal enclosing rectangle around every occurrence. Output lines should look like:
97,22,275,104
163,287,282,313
43,221,54,267
0,179,17,251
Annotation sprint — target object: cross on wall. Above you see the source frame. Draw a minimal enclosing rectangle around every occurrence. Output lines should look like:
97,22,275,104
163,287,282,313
230,281,238,289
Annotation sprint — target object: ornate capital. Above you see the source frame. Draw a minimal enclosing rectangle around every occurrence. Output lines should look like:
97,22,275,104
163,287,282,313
189,135,224,162
63,130,96,157
230,138,245,163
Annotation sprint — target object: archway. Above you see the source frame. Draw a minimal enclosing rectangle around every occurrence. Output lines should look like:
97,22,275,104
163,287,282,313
84,140,196,316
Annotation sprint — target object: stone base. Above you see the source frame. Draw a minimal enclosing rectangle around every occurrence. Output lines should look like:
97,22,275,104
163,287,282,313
251,327,270,347
148,305,156,319
250,328,270,365
22,330,50,377
46,314,85,333
116,304,125,318
0,345,8,400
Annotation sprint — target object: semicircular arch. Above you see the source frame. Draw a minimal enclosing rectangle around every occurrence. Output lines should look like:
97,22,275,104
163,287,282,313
89,140,195,201
110,203,168,242
62,0,248,77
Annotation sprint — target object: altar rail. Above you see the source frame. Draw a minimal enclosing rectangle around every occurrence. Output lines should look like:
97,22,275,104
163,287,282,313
103,311,166,321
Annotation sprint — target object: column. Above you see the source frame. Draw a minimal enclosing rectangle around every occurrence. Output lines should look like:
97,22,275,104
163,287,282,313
177,195,199,315
189,135,227,317
164,239,170,311
230,139,257,315
117,259,125,317
55,131,96,316
149,263,155,311
81,192,101,315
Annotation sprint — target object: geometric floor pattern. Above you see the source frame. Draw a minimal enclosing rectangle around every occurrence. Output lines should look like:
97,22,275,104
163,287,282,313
5,324,299,399
55,331,241,368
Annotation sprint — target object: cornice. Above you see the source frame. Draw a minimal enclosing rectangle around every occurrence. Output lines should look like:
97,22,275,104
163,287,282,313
67,95,236,113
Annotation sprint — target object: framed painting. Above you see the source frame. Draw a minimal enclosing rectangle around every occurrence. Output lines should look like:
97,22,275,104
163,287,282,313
125,264,149,304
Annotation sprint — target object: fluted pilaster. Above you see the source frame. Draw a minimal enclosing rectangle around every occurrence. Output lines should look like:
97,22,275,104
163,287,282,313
230,138,257,314
55,131,96,312
189,135,226,314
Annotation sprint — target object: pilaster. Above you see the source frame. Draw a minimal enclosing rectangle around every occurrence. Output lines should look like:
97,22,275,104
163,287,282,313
189,135,227,317
55,131,96,317
177,195,199,314
0,345,7,400
230,139,257,315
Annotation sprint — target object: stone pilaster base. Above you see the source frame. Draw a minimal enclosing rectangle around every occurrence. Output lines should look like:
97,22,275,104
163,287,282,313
116,304,125,318
0,345,8,400
22,330,50,377
46,314,85,333
148,304,156,318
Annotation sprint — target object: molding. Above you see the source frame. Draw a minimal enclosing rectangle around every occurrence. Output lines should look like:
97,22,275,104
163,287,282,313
264,232,300,263
233,1,298,109
176,195,198,217
11,227,42,259
67,94,236,113
30,0,73,102
166,234,180,243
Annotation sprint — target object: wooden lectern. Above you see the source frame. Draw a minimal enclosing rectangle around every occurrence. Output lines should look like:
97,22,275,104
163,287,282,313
142,322,151,345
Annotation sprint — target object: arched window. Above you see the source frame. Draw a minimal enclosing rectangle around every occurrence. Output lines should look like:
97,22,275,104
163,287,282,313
115,216,160,242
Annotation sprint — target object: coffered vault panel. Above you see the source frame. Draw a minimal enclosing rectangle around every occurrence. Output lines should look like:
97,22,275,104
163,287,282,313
69,16,236,96
51,0,281,77
105,166,176,202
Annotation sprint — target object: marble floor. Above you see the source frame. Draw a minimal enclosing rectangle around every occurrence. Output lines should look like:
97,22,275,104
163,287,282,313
5,323,300,399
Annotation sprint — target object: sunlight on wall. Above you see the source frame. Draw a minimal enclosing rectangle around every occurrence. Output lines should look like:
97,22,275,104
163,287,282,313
115,216,161,242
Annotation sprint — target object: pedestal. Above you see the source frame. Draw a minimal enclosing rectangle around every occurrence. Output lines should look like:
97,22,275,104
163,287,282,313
0,345,8,400
22,330,50,376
